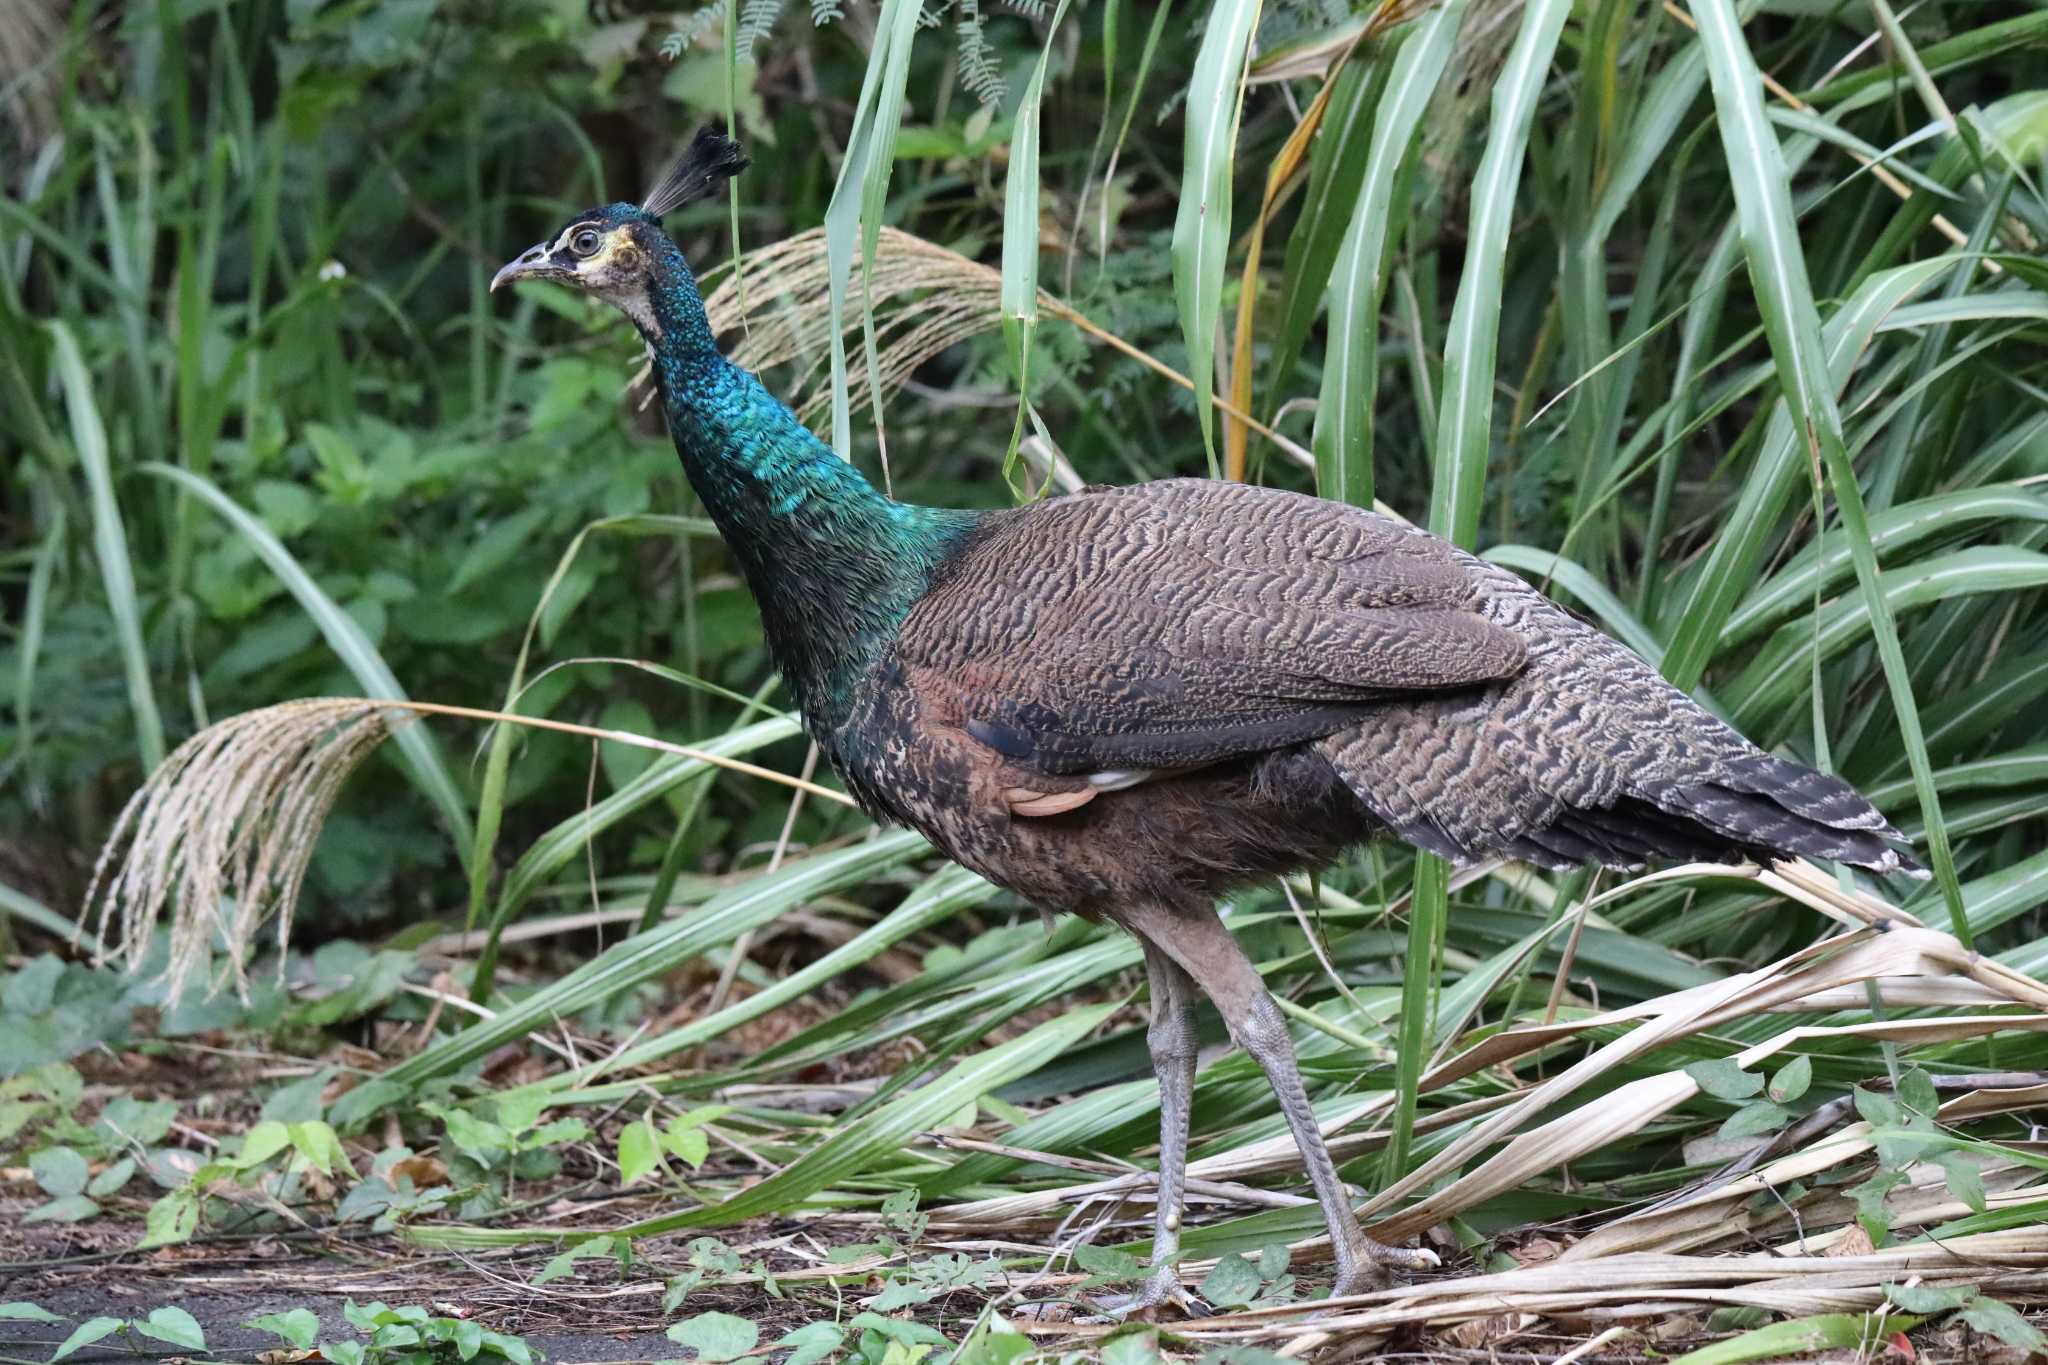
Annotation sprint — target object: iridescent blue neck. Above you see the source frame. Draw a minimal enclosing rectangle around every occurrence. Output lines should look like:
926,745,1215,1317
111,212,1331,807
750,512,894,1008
632,230,976,722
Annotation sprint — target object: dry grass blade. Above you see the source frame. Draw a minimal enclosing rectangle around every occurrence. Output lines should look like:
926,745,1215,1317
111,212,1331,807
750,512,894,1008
84,697,853,1002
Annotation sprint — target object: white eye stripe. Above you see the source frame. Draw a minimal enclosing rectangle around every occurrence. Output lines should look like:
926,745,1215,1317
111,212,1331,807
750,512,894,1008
552,222,601,254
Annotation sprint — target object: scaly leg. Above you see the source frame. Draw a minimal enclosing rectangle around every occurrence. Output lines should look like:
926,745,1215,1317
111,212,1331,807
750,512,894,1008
1127,937,1199,1312
1121,902,1438,1297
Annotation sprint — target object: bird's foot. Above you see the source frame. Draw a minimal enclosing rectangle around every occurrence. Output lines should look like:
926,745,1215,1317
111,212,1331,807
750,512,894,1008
1330,1237,1440,1299
1087,1268,1204,1322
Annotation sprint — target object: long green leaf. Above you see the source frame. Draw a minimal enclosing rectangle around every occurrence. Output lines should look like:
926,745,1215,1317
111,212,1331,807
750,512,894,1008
1428,0,1571,547
614,1003,1115,1235
1312,4,1463,509
822,0,922,459
1172,0,1262,474
50,322,164,774
1689,0,1967,937
362,829,931,1098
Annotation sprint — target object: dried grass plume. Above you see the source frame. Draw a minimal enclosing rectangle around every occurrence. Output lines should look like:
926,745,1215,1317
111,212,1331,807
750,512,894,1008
86,699,403,1003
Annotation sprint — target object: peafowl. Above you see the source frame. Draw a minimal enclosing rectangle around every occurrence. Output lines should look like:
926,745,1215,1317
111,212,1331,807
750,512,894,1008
493,128,1920,1312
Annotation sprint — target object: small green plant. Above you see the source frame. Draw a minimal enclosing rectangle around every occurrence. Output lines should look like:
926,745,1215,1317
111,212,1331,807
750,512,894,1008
420,1094,590,1212
269,1302,541,1365
0,1303,208,1361
1200,1243,1299,1309
616,1102,726,1185
141,1118,354,1247
1684,1053,1813,1143
4,1064,178,1226
1885,1282,2047,1356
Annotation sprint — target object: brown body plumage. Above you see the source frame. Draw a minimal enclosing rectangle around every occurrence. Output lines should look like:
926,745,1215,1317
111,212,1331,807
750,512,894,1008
840,479,1914,916
495,130,1917,1313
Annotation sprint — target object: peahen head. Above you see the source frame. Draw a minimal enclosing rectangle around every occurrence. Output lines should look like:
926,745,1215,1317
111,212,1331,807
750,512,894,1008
490,125,749,350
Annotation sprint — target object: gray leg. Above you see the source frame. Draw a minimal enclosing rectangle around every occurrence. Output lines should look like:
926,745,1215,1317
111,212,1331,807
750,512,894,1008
1131,938,1199,1311
1122,902,1437,1296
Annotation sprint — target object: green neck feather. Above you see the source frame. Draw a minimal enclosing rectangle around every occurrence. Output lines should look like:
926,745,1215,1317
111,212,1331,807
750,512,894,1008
635,235,976,722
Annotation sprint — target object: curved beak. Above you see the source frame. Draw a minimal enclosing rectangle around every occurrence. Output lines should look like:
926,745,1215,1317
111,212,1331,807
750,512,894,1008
490,242,565,293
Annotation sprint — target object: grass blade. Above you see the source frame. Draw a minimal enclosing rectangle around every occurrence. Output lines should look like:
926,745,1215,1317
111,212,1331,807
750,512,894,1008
613,1003,1115,1235
1427,0,1571,547
1172,0,1263,476
1313,4,1464,509
49,321,165,774
1688,0,1968,937
821,0,922,459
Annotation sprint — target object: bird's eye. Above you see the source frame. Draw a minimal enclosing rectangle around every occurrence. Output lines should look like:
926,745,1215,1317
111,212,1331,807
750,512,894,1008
570,228,602,256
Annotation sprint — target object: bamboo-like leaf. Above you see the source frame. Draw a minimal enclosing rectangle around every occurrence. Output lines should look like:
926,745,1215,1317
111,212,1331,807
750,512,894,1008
1312,3,1463,509
613,1004,1115,1235
50,322,164,774
998,0,1073,489
821,0,922,458
1172,0,1262,475
360,829,933,1100
1688,0,1967,939
1427,0,1571,547
1658,256,1952,683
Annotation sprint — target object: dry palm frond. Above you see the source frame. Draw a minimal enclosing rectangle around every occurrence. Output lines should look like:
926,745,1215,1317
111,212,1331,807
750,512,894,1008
85,696,852,1003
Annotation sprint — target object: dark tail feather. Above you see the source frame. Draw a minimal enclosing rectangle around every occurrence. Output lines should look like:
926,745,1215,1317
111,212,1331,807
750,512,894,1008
1638,768,1924,877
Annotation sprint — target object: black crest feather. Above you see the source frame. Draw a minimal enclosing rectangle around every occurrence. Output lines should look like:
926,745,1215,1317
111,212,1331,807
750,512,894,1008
642,125,750,218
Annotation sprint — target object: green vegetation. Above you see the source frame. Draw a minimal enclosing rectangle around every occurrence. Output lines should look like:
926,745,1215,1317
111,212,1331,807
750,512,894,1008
4,0,2047,1357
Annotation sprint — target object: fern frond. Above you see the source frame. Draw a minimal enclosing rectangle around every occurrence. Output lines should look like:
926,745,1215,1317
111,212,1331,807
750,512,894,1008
956,1,1005,107
735,0,786,61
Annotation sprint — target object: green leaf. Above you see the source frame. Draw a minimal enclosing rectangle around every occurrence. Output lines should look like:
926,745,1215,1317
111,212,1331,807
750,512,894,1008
1428,0,1571,547
86,1156,136,1198
1767,1055,1813,1104
662,1122,710,1171
775,1321,844,1365
1958,1296,2047,1352
1938,1154,1987,1214
24,1195,99,1223
236,1120,294,1169
1073,1242,1146,1286
1687,1058,1765,1101
1258,1241,1292,1280
1898,1068,1940,1120
135,1306,206,1352
662,1268,704,1312
246,1309,321,1349
0,1302,65,1323
664,1311,758,1362
1885,1282,1973,1314
29,1146,89,1198
1687,0,1966,937
1312,4,1462,509
47,322,162,772
1200,1251,1262,1308
1666,1312,1920,1365
619,1119,662,1185
820,0,923,457
51,1317,125,1362
1718,1101,1792,1140
139,1188,199,1249
1170,0,1260,471
323,1340,366,1365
